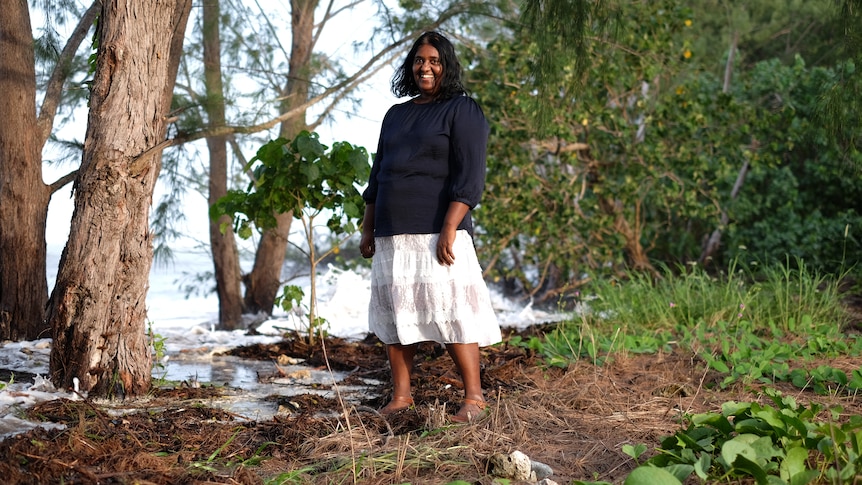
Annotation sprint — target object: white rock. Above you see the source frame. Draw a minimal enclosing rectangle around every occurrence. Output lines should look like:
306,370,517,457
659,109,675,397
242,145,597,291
490,450,536,481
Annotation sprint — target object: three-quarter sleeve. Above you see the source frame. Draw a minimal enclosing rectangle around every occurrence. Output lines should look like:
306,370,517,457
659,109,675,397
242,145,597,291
362,149,381,204
362,116,388,204
448,97,490,209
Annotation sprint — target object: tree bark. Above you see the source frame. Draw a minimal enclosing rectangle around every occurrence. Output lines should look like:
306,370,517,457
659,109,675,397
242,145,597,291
243,0,317,315
47,0,191,398
0,0,52,341
203,0,244,329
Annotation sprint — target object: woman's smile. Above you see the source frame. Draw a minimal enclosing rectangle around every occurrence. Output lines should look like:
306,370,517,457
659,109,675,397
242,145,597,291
413,44,442,101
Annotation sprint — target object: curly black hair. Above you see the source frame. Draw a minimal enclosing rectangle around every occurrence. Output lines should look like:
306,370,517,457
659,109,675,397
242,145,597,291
391,31,466,101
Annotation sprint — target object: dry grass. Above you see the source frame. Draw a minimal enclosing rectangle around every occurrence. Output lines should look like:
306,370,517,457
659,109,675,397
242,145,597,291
2,339,862,484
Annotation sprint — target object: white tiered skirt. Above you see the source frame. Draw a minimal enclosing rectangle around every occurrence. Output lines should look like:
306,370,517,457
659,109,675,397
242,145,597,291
369,231,501,347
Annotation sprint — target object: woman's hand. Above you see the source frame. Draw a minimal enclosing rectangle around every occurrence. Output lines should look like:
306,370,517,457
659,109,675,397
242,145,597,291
436,227,457,266
360,203,375,258
360,231,375,258
437,201,469,265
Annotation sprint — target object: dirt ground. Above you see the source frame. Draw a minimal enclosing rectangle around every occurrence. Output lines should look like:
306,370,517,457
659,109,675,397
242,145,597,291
1,320,861,484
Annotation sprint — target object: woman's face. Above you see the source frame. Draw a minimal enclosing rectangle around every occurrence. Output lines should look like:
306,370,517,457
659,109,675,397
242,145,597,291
412,43,442,99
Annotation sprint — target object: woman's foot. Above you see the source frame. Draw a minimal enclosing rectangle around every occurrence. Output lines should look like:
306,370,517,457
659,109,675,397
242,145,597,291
379,395,414,415
451,398,487,423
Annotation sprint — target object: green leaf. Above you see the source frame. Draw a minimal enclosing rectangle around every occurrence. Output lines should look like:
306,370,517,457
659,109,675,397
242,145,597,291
692,412,734,435
729,453,770,485
779,447,809,483
218,220,230,236
708,357,730,373
693,452,711,480
623,466,682,485
663,464,695,482
721,401,752,416
734,418,773,435
753,406,788,433
790,369,808,389
721,435,760,469
623,443,648,460
238,222,253,240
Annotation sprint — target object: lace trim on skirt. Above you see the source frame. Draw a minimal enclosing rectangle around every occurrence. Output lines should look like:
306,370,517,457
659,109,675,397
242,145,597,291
369,231,501,346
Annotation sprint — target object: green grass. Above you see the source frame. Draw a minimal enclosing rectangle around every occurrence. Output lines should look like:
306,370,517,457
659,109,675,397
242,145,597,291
521,257,862,391
578,257,847,334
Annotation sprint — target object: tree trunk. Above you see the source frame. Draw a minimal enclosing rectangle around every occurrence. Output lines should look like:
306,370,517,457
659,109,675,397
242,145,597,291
0,0,52,341
243,0,317,314
203,0,244,329
47,0,191,398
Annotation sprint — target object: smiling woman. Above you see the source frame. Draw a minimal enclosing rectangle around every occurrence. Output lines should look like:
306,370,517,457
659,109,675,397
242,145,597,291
360,31,501,423
412,44,443,102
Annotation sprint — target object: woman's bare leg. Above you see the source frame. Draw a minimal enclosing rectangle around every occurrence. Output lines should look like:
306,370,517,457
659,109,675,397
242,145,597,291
380,343,418,414
445,343,486,421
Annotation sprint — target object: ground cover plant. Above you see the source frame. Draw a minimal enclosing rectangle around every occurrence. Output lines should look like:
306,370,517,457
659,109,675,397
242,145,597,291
0,259,859,484
533,259,862,484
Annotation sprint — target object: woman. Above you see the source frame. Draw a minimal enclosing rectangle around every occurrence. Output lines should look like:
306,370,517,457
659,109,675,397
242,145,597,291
359,31,501,423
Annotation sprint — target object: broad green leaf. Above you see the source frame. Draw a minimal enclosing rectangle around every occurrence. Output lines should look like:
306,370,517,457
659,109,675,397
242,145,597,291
730,453,770,485
779,447,806,481
722,401,752,416
721,435,759,468
748,435,782,462
753,406,786,432
623,466,682,485
622,443,648,460
663,464,694,482
789,470,819,485
848,368,862,390
694,452,711,480
692,412,734,435
735,418,773,435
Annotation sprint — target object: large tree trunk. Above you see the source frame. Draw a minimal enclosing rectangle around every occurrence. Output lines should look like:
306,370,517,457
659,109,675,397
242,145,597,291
203,0,244,329
47,0,191,398
0,0,52,341
243,0,317,315
0,1,100,342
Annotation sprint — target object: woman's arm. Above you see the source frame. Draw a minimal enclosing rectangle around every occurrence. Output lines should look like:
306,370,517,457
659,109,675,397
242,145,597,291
436,201,469,265
360,203,376,258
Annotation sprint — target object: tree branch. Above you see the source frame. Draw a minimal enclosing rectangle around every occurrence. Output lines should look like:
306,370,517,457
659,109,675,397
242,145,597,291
134,28,416,164
314,0,364,47
48,170,79,195
308,52,398,131
37,0,101,147
251,0,291,65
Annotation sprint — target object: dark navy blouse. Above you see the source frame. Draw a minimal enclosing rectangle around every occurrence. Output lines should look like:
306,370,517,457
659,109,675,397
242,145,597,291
362,95,489,237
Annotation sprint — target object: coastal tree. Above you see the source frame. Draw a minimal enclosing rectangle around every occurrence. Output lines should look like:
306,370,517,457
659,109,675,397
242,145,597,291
202,0,245,328
0,1,99,341
47,0,192,397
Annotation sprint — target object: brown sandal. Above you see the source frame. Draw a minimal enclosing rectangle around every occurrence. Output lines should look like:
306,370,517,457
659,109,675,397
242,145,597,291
379,395,414,415
450,398,488,423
